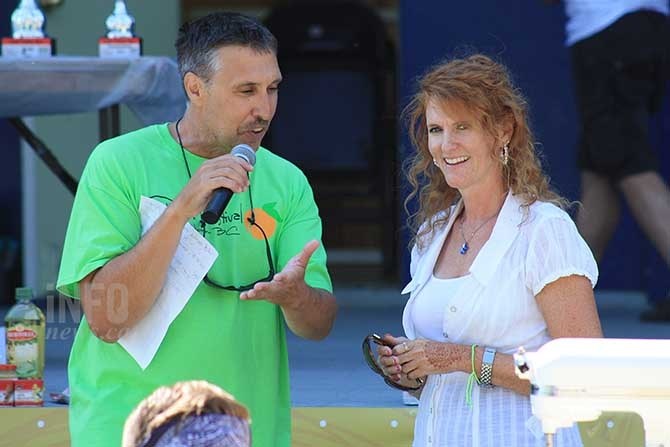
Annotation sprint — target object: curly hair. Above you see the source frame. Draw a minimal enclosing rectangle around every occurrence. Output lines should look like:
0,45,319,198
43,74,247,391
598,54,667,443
122,380,250,447
403,54,568,250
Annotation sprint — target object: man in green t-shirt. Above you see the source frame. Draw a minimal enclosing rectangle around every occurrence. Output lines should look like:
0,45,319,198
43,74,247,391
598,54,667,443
57,12,337,447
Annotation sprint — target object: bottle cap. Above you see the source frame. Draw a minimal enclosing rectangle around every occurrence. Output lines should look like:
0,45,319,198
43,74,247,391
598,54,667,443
15,287,33,301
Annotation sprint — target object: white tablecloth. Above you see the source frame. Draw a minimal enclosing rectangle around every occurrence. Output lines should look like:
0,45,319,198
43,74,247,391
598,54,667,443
0,56,186,124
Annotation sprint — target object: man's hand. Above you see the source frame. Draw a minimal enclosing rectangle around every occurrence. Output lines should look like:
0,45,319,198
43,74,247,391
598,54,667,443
239,240,318,308
240,240,337,340
169,153,253,223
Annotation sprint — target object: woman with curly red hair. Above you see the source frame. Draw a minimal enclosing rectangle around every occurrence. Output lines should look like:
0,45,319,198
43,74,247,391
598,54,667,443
377,54,603,446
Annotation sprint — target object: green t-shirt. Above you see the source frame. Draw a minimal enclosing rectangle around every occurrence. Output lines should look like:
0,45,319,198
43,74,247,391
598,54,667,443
57,124,332,447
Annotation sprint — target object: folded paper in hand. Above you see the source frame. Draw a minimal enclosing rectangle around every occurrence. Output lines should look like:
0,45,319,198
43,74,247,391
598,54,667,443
118,196,218,369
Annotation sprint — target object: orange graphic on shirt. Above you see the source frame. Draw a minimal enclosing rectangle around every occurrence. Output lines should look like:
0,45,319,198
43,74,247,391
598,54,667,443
244,207,277,240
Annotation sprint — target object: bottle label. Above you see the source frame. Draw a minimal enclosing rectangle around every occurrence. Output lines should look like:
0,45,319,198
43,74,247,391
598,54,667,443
7,327,37,341
14,379,44,406
6,323,42,378
0,380,14,406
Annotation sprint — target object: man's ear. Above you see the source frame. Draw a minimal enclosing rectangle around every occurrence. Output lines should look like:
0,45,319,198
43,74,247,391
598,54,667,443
183,72,206,104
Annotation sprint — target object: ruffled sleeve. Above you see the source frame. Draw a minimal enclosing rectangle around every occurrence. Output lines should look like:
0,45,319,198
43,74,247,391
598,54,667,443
525,214,598,296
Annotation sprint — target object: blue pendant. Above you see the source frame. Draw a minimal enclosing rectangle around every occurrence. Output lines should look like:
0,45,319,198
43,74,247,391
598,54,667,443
459,242,469,255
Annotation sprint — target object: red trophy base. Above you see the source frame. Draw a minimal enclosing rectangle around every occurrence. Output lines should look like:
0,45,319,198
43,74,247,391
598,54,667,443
98,37,142,59
1,37,55,58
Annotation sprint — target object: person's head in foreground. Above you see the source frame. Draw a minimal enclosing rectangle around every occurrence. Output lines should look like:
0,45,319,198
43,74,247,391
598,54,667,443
122,380,251,447
403,53,567,247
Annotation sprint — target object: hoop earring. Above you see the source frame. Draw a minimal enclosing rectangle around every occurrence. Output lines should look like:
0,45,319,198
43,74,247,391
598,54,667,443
501,143,509,166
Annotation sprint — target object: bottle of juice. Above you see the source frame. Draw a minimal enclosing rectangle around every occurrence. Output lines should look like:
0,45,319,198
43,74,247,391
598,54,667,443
4,287,45,379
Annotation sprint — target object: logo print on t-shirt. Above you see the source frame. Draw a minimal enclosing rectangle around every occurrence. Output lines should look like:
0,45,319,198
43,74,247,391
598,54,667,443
148,195,243,236
149,194,280,239
244,203,280,240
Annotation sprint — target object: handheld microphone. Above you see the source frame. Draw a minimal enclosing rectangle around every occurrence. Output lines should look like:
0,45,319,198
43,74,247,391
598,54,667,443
201,144,257,224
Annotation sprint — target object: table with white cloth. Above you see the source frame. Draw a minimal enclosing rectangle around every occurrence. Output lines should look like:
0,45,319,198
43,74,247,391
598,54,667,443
0,56,186,193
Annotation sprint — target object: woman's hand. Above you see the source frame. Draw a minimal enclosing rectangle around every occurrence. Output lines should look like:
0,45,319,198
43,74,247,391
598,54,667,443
376,336,424,390
376,334,409,383
382,336,467,381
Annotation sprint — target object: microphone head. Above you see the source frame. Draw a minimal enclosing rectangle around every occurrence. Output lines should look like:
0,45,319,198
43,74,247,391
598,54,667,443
231,144,256,166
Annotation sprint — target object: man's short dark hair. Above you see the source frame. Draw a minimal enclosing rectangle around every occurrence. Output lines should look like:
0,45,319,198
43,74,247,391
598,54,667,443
175,12,278,82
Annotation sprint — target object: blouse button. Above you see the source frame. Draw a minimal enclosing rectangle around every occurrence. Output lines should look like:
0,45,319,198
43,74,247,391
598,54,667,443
450,306,457,312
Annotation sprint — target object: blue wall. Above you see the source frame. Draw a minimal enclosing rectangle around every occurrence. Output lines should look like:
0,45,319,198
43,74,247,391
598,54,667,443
398,1,669,299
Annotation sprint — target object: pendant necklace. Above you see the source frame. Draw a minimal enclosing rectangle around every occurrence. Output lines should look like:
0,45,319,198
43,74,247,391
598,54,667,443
458,208,500,255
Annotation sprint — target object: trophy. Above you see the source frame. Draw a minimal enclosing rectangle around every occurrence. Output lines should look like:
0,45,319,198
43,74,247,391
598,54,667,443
1,0,55,58
98,0,142,59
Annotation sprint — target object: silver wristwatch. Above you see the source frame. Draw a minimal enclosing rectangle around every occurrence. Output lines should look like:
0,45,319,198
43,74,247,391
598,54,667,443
480,347,497,387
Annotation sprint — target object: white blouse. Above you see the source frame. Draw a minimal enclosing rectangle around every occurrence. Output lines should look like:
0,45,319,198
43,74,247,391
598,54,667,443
412,275,469,341
401,192,598,447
